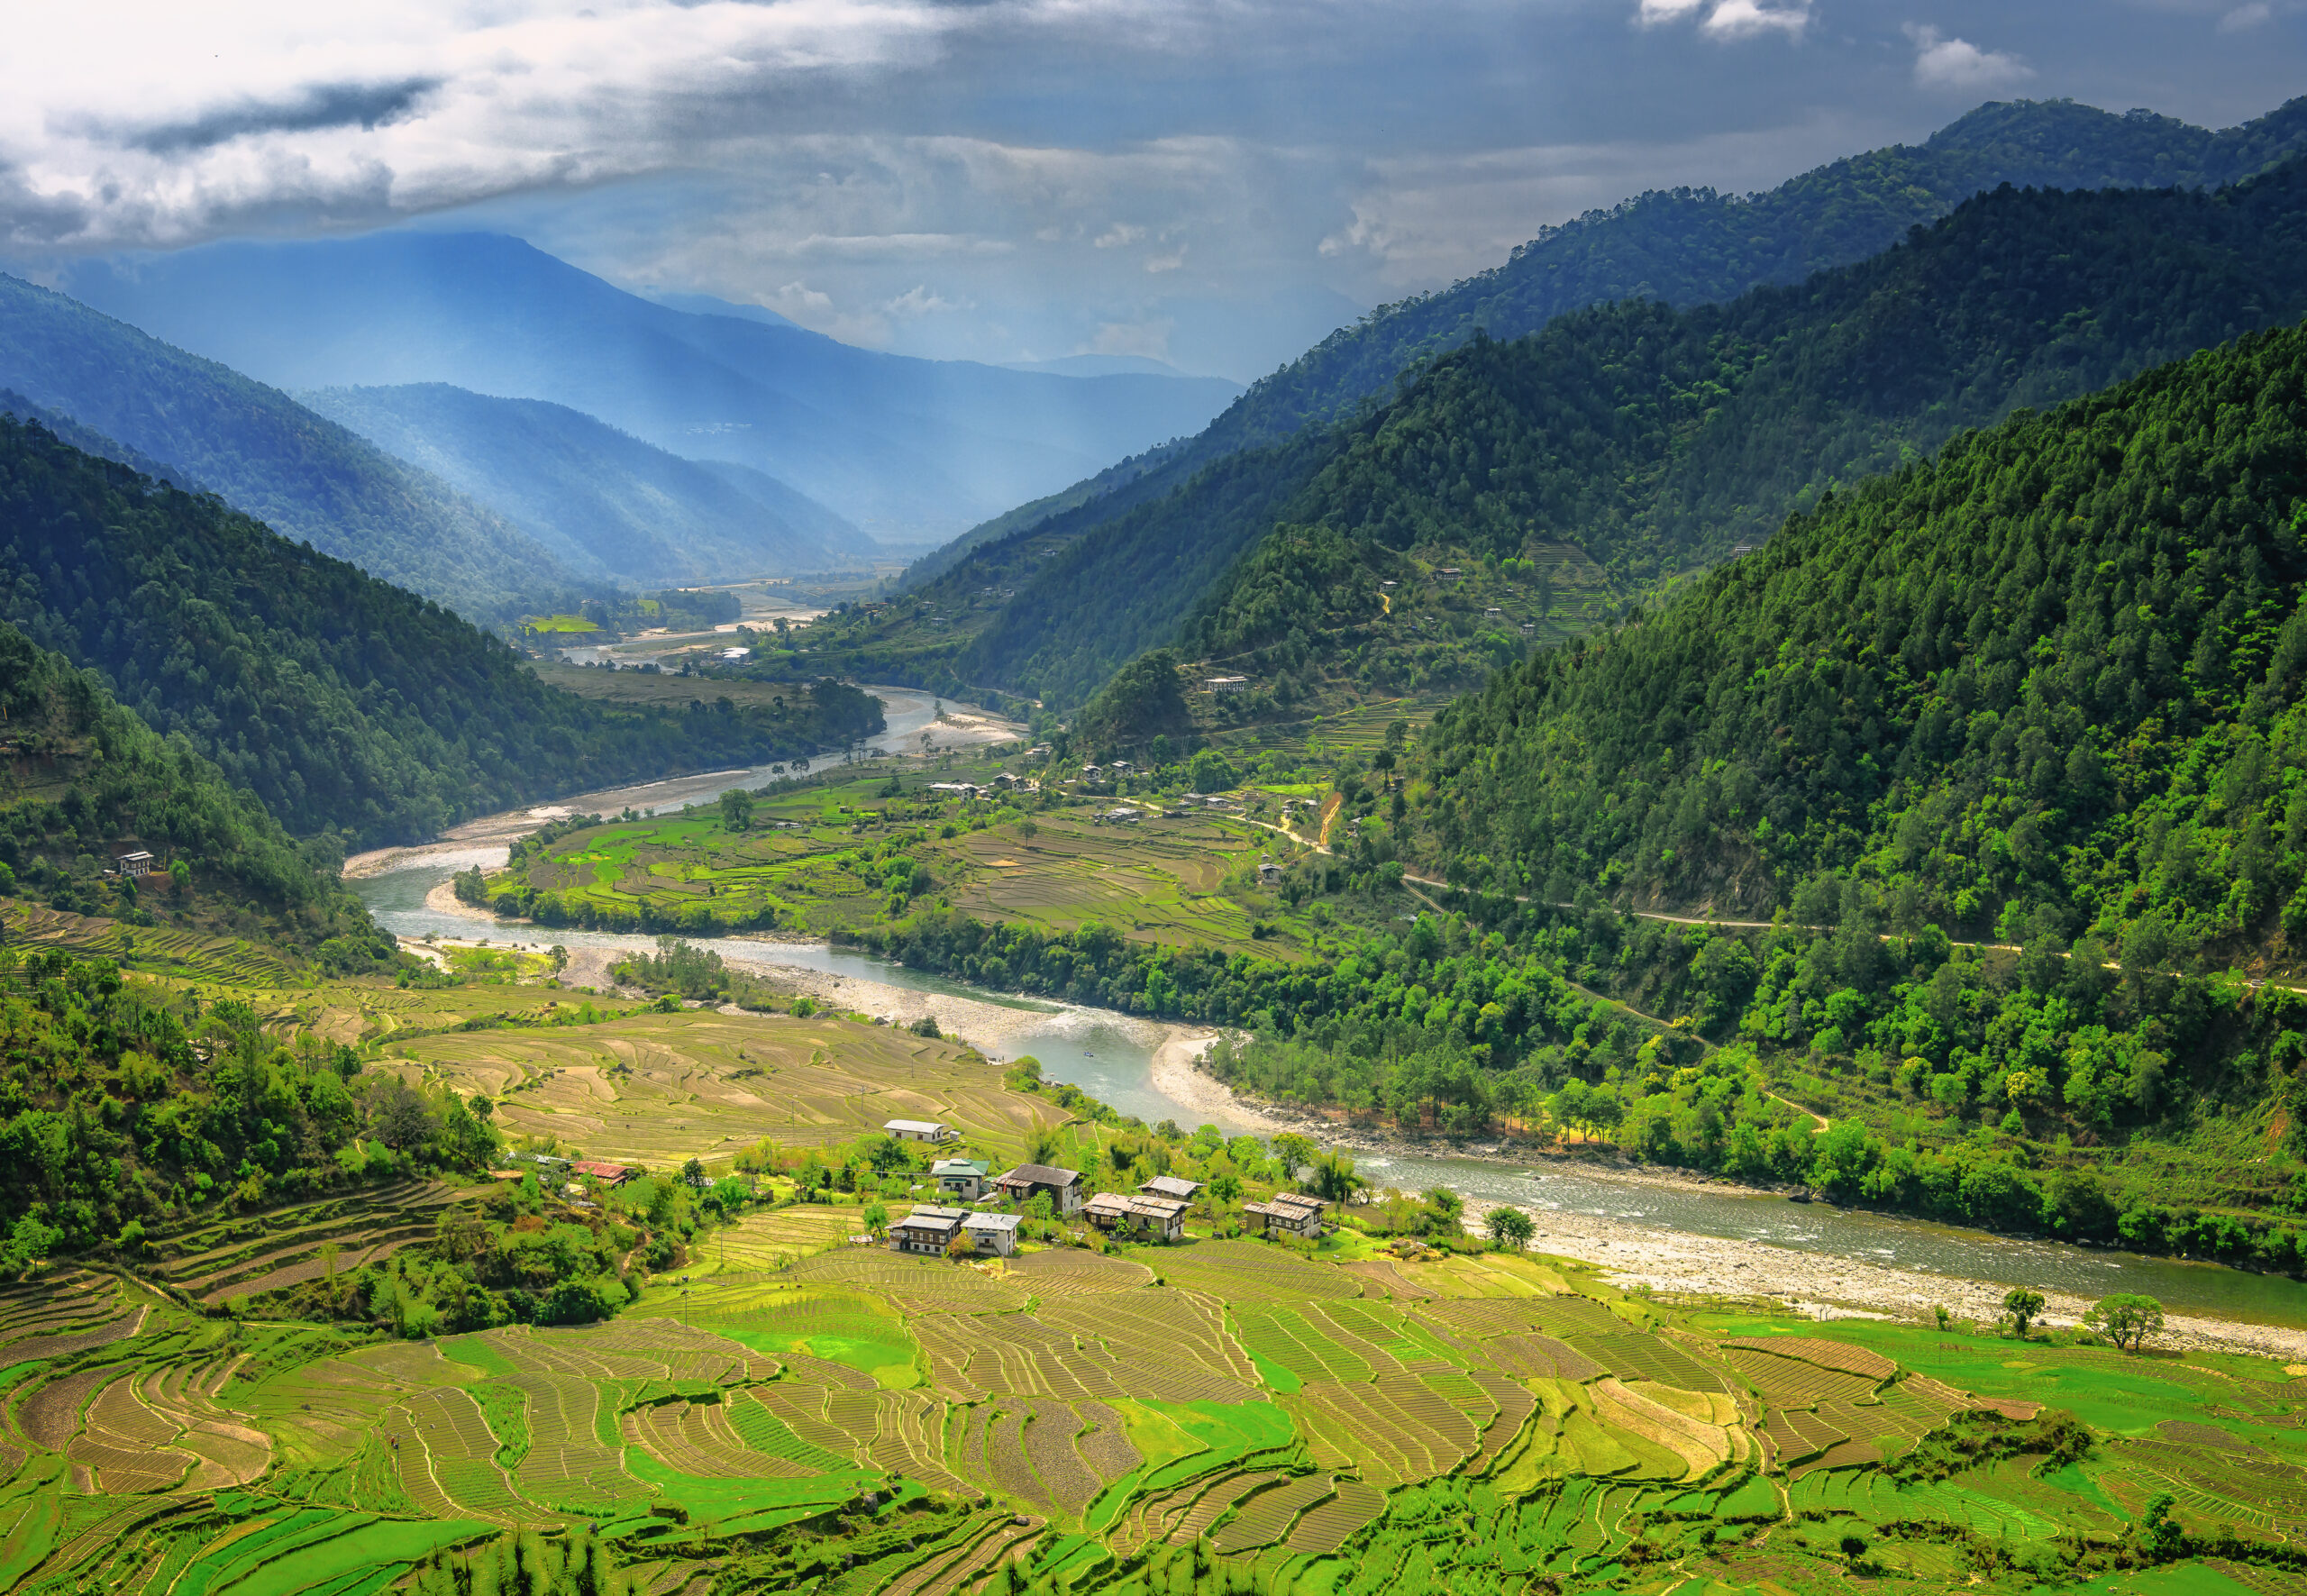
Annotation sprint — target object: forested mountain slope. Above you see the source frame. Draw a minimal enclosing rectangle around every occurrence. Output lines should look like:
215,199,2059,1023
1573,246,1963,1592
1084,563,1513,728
921,158,2307,709
303,383,871,586
1409,318,2307,970
905,94,2307,588
0,622,387,959
0,275,579,619
0,416,884,846
56,232,1243,543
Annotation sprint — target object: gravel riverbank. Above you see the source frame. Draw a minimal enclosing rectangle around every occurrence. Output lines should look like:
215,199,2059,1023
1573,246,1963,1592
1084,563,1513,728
1454,1194,2307,1362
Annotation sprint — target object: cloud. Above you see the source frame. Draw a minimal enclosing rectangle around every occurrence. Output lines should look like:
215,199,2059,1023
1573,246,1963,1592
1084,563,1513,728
88,78,443,155
885,283,964,317
1093,223,1145,248
0,0,1285,251
1905,24,2036,92
1144,244,1187,272
1089,318,1173,360
1635,0,1810,40
1700,0,1810,39
1317,112,1870,287
2219,3,2272,30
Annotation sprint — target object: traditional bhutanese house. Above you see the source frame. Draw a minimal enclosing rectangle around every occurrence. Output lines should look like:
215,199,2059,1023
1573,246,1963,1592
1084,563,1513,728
570,1161,635,1186
994,1163,1084,1215
884,1118,958,1145
1139,1174,1202,1201
1244,1190,1327,1238
1084,1192,1192,1241
933,1157,991,1202
889,1206,967,1254
1082,1191,1134,1229
962,1212,1022,1257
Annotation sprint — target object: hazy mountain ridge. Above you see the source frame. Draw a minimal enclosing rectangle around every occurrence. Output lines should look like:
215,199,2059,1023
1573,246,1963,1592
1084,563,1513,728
301,382,871,587
54,233,1246,542
0,274,586,620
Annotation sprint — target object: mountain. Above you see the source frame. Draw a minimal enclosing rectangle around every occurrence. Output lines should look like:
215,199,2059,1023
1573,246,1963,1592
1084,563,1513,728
53,233,1248,543
301,383,872,586
0,274,581,620
903,95,2307,601
1003,355,1220,380
0,411,884,847
0,621,388,962
806,154,2307,713
1409,317,2307,959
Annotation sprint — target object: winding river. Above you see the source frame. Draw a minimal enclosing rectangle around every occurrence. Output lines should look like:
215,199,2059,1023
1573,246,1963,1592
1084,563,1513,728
347,706,2307,1333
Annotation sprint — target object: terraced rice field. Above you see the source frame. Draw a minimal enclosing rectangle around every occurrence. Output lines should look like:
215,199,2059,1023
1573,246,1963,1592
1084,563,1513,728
2,1218,2298,1596
483,771,1327,958
384,1008,1068,1169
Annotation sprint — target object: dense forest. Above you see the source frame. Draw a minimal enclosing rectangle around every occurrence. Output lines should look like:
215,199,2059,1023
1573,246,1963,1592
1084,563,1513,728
813,155,2307,712
1406,318,2307,956
897,95,2307,604
0,954,486,1256
0,619,388,958
1200,96,2307,457
0,415,884,844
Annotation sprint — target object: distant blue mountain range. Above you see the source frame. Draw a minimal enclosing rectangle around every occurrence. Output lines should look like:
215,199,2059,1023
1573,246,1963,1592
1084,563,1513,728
301,383,874,586
57,233,1246,543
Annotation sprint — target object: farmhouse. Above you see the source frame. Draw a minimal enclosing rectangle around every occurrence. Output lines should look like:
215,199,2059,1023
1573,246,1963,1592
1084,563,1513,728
114,851,156,876
932,1157,991,1201
884,1118,958,1145
1244,1190,1327,1238
1084,1191,1191,1240
962,1212,1022,1256
1099,807,1142,825
994,1163,1084,1215
1139,1175,1202,1201
1204,675,1249,693
570,1161,636,1185
889,1206,967,1254
1258,858,1283,885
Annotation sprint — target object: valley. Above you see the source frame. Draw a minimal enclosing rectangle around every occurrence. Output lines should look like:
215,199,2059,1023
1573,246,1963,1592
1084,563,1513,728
8,75,2307,1596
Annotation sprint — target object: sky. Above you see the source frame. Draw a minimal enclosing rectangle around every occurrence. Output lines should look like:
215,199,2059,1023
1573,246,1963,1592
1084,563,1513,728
3,0,2302,382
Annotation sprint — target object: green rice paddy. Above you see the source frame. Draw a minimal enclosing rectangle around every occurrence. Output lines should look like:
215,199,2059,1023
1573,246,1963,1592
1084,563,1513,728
7,1217,2302,1594
479,770,1326,956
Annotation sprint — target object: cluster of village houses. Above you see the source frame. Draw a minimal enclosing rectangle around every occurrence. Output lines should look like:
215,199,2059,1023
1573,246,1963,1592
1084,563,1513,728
877,1117,1328,1257
501,1119,1332,1254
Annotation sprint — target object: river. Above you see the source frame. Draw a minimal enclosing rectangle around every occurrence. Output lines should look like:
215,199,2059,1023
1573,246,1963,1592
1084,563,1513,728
345,736,2307,1336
